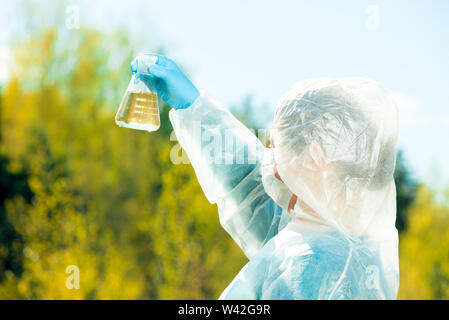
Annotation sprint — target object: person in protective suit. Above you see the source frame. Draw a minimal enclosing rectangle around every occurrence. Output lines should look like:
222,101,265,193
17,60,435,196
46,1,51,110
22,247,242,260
140,54,400,299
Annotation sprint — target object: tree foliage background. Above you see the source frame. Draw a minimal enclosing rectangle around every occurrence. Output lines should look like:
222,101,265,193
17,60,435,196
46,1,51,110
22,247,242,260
0,22,447,299
0,28,247,299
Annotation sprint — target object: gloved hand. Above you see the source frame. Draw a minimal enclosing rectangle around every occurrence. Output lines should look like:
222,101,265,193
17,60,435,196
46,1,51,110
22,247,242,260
137,54,200,110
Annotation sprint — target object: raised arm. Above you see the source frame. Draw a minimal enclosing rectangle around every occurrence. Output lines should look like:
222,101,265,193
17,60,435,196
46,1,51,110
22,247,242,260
141,54,290,258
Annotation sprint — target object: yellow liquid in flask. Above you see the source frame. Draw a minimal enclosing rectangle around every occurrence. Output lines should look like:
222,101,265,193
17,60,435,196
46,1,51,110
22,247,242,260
115,92,160,132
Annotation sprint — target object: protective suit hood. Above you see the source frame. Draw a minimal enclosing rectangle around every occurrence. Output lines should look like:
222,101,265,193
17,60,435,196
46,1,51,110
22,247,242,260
271,78,398,240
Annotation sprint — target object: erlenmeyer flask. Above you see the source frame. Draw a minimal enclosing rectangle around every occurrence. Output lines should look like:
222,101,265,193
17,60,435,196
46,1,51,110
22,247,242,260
115,55,160,132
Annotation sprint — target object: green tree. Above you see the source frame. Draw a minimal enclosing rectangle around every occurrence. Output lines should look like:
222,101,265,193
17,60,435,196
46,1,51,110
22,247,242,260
394,150,418,233
0,155,32,281
0,85,33,282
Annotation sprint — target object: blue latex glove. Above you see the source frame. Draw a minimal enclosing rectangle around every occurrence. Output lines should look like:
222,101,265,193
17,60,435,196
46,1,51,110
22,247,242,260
136,54,200,110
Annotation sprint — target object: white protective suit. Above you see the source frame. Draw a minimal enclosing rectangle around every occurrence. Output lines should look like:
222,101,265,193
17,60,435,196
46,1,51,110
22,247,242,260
169,78,399,300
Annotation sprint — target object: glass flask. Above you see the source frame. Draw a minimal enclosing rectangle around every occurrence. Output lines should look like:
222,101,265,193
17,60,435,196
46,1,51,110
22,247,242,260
115,55,160,132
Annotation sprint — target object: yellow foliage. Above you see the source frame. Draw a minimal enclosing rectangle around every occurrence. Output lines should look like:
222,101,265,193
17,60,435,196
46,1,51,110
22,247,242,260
0,28,247,299
398,185,449,299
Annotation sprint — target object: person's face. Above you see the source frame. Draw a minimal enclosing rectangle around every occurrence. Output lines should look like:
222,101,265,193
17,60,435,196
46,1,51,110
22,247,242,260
271,135,328,218
269,135,298,213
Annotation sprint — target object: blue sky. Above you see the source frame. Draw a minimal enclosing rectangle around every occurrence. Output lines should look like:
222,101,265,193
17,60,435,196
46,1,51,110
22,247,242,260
1,0,449,192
